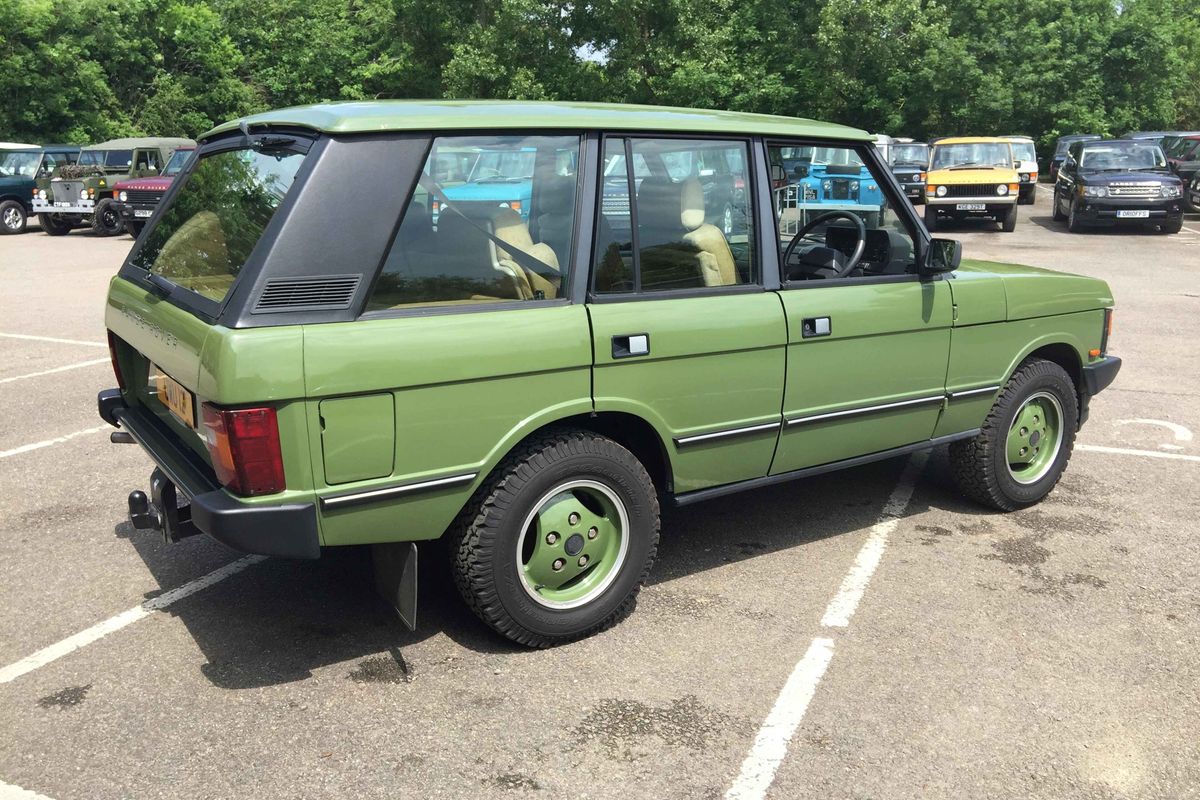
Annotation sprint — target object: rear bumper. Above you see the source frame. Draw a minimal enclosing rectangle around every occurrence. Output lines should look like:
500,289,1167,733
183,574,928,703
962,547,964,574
98,388,320,559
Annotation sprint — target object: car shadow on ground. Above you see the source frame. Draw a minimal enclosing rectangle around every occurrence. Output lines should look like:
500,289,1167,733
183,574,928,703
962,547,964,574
113,453,955,690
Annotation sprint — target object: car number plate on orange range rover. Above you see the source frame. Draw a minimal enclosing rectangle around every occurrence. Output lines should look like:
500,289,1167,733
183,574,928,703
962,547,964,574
149,363,195,428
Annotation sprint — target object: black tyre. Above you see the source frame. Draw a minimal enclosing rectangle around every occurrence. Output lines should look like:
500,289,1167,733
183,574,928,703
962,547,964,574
1001,203,1017,232
1067,197,1084,232
1051,189,1066,221
1159,216,1183,234
125,221,145,238
1,200,27,234
38,213,73,236
451,429,660,647
91,198,122,236
1018,187,1035,206
924,204,938,232
949,357,1078,511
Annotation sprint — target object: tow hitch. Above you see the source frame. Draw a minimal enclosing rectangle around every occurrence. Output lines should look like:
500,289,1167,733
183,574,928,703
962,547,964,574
128,468,201,544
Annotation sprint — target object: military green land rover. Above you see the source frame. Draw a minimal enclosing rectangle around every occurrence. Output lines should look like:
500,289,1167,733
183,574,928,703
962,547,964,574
33,137,194,236
98,102,1120,646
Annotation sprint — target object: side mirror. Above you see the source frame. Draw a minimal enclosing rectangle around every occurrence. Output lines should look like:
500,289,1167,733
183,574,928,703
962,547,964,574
769,164,786,184
925,237,961,273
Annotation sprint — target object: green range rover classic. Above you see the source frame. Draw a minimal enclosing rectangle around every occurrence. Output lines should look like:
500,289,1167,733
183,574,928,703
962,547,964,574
98,101,1120,646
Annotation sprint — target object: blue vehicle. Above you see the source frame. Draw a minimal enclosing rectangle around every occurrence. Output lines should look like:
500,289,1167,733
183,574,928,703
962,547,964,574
0,144,80,234
773,145,885,227
435,146,536,224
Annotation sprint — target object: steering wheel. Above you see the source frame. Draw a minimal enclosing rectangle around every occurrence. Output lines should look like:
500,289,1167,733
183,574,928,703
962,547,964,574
781,210,867,279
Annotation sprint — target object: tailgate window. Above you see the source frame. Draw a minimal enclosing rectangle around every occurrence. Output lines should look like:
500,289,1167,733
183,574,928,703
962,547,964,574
129,147,306,303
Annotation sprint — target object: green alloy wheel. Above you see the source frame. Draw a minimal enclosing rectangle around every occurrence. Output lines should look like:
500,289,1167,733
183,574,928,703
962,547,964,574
451,429,660,647
1005,391,1063,485
950,357,1078,511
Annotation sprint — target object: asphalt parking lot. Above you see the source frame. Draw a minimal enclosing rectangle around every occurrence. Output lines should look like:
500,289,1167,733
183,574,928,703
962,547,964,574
1,191,1198,800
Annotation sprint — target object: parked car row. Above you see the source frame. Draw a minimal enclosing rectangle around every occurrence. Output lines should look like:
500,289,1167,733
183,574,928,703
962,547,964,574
0,137,194,236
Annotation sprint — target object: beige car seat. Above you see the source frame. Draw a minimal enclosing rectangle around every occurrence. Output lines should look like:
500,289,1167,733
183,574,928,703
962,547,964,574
679,178,739,287
490,208,561,299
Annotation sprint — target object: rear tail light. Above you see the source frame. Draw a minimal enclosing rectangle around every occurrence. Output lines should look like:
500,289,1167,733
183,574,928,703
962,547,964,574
107,331,126,392
201,404,286,496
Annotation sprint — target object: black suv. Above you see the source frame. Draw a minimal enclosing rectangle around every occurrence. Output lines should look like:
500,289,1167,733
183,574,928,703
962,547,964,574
889,141,929,203
1053,139,1184,233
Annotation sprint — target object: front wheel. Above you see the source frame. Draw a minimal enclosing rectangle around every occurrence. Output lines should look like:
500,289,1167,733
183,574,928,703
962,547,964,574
91,198,122,236
1001,203,1018,232
1067,197,1084,232
1051,189,1066,221
1,200,28,234
450,429,660,647
38,213,73,236
949,357,1078,511
124,221,145,238
1159,216,1183,234
924,204,938,232
722,203,734,235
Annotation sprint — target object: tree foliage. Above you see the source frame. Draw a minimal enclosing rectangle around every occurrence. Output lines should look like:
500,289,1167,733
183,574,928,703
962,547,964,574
2,0,1198,152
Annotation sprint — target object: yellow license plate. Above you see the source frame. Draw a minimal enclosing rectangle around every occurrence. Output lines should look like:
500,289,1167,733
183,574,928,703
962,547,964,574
149,363,195,429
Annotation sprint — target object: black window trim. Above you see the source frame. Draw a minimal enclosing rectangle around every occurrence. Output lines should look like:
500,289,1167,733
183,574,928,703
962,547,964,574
117,130,320,325
359,129,589,321
588,130,766,303
763,137,934,291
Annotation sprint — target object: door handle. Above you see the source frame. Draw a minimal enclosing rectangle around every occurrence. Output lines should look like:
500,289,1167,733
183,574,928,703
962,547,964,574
612,333,650,358
801,317,831,338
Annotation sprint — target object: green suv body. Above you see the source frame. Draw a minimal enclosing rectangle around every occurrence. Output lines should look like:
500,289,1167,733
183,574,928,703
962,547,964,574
33,137,194,236
98,101,1119,646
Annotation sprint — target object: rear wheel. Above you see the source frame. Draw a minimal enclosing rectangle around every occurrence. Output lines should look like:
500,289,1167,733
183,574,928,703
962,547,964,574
0,200,27,234
91,198,122,236
38,213,73,236
450,429,660,647
924,204,938,232
1001,203,1018,232
949,357,1078,511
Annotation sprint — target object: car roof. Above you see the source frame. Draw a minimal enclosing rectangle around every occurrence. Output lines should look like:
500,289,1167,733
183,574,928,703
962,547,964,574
931,136,1012,145
1001,135,1034,142
81,137,196,151
1080,139,1155,147
201,100,872,143
1057,134,1101,141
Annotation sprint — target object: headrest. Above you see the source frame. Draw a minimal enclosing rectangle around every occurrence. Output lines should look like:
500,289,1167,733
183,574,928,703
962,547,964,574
489,207,534,259
680,178,705,230
538,176,576,211
636,177,683,233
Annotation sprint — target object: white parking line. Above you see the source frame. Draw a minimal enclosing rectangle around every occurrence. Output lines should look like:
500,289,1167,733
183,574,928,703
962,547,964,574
0,359,109,385
0,779,55,799
0,332,106,348
1078,444,1200,462
725,452,928,799
821,452,926,628
0,426,109,459
0,556,265,684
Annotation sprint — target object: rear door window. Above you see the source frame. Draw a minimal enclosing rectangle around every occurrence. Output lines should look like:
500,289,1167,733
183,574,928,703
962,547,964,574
129,146,307,303
365,134,580,311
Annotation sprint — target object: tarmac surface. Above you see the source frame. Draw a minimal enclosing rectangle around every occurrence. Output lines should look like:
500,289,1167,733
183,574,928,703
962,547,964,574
1,190,1198,799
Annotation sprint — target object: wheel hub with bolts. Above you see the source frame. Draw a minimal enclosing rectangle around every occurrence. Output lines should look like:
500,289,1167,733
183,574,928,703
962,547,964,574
516,480,628,609
1006,391,1064,485
3,206,22,230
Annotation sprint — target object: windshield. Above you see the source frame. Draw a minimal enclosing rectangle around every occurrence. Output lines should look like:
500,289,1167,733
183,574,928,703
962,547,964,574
1009,142,1037,161
164,149,193,177
129,146,306,303
931,142,1012,169
468,150,536,183
0,151,39,177
1079,143,1167,171
891,144,928,165
79,150,134,169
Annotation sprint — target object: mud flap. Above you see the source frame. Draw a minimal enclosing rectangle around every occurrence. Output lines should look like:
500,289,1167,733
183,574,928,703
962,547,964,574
372,542,418,631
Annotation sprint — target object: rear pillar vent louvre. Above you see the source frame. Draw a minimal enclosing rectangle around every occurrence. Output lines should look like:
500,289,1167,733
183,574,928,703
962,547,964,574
253,275,362,313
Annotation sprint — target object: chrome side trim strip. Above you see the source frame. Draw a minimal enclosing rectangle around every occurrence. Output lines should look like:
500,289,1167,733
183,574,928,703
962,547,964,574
785,395,945,426
320,472,478,511
947,385,1001,400
674,421,782,448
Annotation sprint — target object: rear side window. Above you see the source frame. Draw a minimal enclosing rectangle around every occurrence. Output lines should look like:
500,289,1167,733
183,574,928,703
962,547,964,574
129,147,306,303
594,137,757,294
366,135,579,311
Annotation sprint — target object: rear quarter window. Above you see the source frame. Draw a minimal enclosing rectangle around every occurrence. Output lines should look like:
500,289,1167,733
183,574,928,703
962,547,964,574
129,147,306,303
